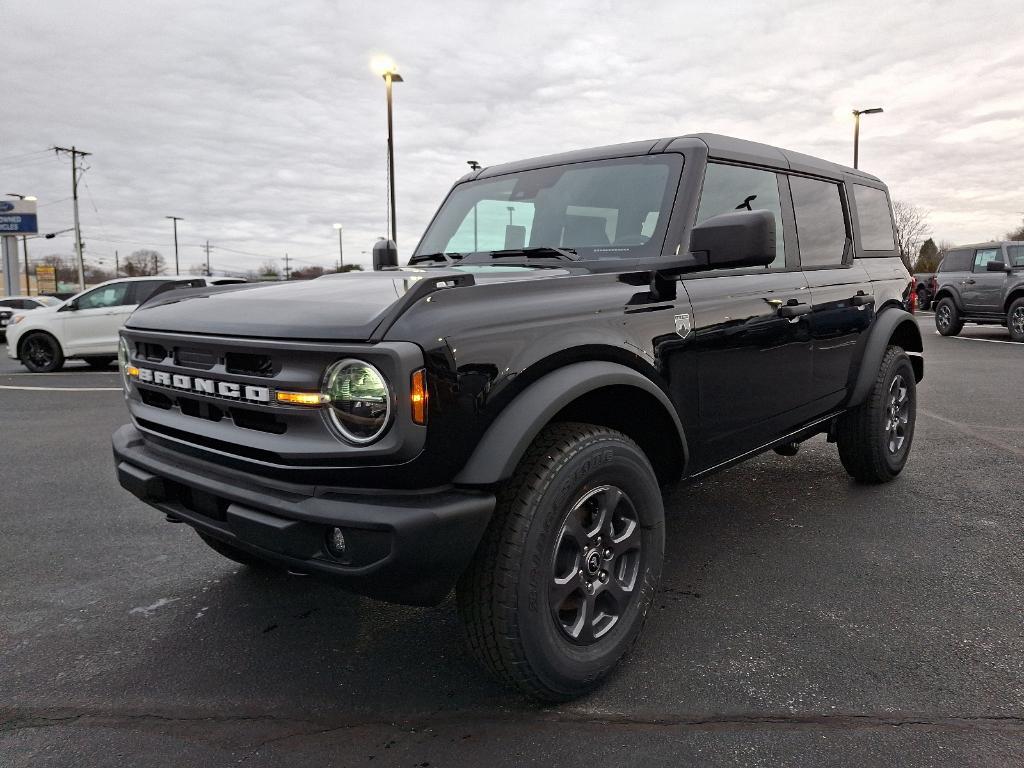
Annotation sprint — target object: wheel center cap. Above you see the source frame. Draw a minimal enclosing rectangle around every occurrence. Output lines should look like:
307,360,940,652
585,549,602,575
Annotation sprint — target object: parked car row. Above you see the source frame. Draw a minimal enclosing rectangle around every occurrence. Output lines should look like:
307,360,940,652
3,276,247,372
0,295,63,341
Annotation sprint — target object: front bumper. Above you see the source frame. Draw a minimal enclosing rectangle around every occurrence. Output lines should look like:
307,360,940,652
113,424,495,606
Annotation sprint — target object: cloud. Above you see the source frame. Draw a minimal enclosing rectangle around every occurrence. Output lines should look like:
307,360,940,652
2,0,1022,277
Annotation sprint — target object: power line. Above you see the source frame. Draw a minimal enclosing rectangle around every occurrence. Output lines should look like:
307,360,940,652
0,148,50,163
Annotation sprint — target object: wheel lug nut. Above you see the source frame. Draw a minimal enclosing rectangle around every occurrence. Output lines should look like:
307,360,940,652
603,548,612,558
599,571,608,582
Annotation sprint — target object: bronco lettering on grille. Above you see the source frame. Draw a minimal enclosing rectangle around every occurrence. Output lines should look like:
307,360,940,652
135,367,271,403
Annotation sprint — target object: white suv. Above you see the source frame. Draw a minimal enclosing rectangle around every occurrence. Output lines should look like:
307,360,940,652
5,276,244,372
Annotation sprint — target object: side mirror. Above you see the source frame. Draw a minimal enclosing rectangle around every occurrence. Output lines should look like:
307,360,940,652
61,299,78,312
986,260,1008,272
689,209,776,270
372,238,398,271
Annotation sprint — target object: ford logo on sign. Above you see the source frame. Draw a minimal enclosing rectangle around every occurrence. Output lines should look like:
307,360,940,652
0,202,14,212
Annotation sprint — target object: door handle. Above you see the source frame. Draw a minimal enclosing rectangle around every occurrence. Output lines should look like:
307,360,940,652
851,293,875,307
963,279,976,285
777,302,811,318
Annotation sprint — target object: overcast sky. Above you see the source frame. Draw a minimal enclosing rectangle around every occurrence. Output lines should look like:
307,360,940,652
2,0,1022,275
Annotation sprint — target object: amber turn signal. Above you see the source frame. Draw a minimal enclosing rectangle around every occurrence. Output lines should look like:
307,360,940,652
276,391,329,406
410,368,428,425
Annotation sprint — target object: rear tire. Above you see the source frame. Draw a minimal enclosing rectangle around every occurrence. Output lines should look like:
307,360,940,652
836,345,916,483
1007,298,1024,342
916,287,930,311
19,332,65,372
83,356,116,369
934,298,963,336
457,422,664,701
197,532,280,571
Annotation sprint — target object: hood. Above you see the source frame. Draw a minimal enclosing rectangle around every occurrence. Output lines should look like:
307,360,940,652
125,266,567,341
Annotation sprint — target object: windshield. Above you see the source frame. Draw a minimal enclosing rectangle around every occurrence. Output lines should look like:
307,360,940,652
35,296,62,307
415,155,681,261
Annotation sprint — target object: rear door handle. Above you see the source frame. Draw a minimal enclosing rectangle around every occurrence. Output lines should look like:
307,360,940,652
777,302,811,318
963,279,976,285
851,293,875,307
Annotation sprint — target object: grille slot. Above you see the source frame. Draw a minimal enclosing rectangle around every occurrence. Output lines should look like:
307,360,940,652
175,347,217,370
230,407,287,434
137,342,169,362
178,396,225,423
225,352,274,377
139,388,173,409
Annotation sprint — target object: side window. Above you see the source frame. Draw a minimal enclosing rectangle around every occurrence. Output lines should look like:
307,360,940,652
132,280,174,304
1007,245,1024,267
76,282,132,310
851,185,896,250
790,176,848,267
973,248,1001,272
695,163,785,268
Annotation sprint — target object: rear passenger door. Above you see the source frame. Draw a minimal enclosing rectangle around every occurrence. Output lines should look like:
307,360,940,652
681,162,813,470
793,176,873,405
962,247,1006,313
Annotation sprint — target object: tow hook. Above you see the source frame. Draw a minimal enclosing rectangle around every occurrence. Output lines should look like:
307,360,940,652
773,442,800,457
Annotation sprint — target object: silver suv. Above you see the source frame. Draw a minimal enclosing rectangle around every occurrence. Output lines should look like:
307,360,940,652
933,241,1024,341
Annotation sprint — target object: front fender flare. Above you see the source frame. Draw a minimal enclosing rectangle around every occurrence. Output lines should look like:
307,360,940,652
454,361,687,486
847,308,923,408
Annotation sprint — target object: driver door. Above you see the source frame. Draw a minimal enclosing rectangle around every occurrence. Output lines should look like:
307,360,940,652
61,281,134,355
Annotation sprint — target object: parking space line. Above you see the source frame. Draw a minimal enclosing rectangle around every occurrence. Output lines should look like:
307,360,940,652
0,370,120,376
933,332,1021,346
0,384,121,392
919,408,1024,458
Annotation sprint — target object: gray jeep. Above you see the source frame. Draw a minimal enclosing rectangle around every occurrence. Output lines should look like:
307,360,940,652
933,241,1024,341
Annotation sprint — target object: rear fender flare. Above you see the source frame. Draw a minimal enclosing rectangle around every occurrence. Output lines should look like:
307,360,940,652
847,308,923,408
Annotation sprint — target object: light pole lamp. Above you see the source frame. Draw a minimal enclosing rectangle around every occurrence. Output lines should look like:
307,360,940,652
372,57,403,245
333,223,344,271
165,216,183,275
852,107,883,169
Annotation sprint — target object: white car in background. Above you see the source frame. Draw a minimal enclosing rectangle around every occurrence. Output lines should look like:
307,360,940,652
0,295,63,341
5,276,246,372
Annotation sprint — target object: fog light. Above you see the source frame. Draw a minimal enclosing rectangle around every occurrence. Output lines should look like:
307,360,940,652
327,527,347,557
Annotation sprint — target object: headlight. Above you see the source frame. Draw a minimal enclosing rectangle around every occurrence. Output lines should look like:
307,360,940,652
10,314,25,324
322,359,392,443
118,337,132,387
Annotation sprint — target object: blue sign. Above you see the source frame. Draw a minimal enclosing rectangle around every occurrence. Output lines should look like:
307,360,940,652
0,213,38,234
0,202,14,212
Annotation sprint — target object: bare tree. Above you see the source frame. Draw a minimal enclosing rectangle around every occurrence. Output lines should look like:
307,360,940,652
1006,218,1024,241
123,249,165,276
258,260,280,278
892,200,929,270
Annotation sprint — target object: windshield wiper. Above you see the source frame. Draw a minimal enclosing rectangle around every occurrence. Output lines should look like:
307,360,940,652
408,252,465,265
488,246,579,262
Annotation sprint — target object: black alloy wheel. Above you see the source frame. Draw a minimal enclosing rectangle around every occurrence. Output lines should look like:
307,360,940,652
20,333,64,373
549,484,643,645
1008,298,1024,342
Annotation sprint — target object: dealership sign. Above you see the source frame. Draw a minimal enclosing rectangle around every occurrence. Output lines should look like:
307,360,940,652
0,199,38,234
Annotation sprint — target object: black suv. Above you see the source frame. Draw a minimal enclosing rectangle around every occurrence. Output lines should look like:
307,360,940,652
112,134,922,700
932,241,1024,341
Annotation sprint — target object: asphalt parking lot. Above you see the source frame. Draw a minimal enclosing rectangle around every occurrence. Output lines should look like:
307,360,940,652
2,315,1023,766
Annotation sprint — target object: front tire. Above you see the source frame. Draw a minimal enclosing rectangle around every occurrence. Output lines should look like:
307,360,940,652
19,332,65,372
1007,298,1024,342
836,345,916,483
935,298,963,336
457,422,664,701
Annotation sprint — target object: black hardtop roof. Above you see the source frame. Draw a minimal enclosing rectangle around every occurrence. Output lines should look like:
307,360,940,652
473,133,883,185
948,240,1024,251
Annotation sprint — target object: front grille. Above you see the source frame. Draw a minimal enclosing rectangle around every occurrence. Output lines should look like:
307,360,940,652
138,342,169,362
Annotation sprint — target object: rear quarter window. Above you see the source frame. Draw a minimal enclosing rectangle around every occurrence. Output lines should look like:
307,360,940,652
790,176,848,267
852,185,896,251
938,250,972,272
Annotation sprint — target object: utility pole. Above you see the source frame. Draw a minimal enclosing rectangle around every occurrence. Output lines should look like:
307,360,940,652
166,216,183,275
115,250,119,277
202,240,213,275
22,236,30,294
283,253,292,280
53,146,90,290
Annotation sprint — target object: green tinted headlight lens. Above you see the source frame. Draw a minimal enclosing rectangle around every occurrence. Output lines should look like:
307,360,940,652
323,359,391,443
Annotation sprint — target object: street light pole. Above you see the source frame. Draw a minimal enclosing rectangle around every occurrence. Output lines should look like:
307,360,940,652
333,223,344,271
372,60,403,245
467,161,480,251
852,107,883,169
166,216,183,275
